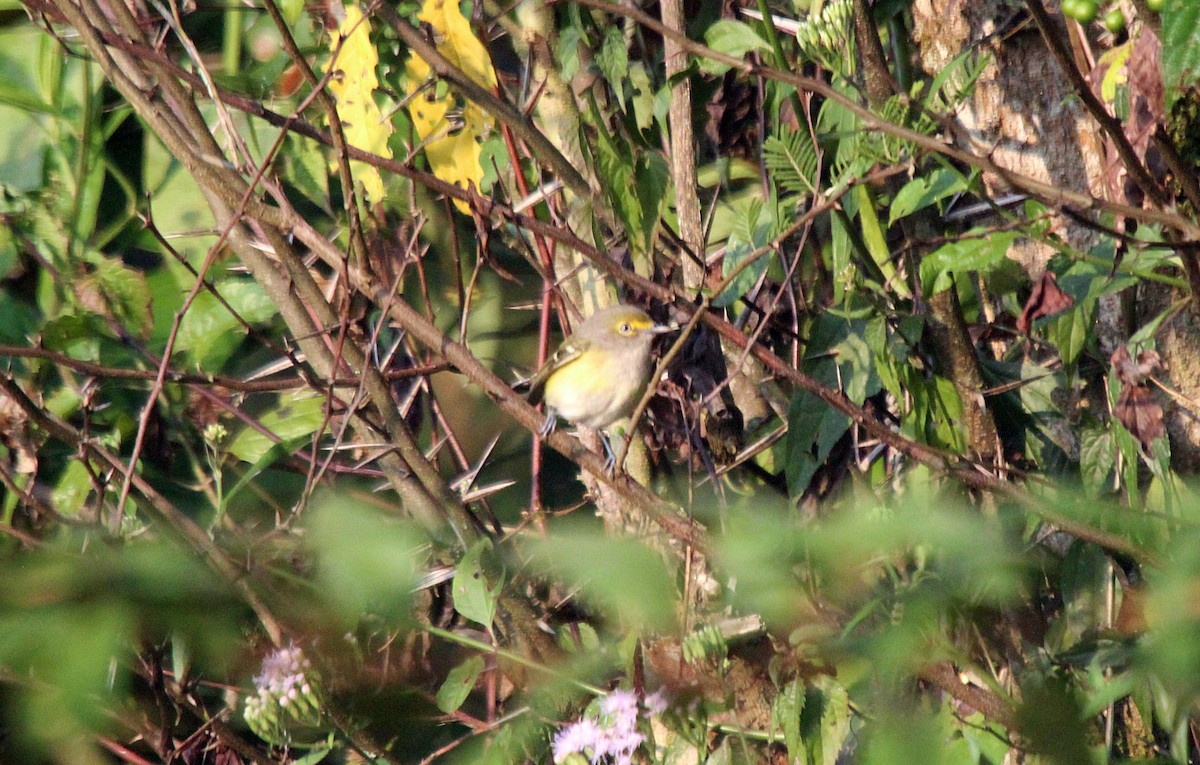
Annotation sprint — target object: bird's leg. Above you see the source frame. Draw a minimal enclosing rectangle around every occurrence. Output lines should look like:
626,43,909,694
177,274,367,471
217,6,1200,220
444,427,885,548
599,431,618,476
539,407,559,438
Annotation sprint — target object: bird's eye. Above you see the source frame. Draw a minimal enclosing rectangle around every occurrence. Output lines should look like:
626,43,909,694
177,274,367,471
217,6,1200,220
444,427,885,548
619,322,633,334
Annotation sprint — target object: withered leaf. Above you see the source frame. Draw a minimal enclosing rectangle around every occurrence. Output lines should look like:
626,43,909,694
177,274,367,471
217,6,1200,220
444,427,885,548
1017,270,1074,334
1111,345,1166,451
0,390,36,475
1110,345,1165,386
1114,384,1165,452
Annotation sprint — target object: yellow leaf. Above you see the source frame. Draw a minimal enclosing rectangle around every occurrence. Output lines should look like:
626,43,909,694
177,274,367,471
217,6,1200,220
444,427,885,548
325,5,394,204
417,0,497,91
404,0,497,212
1098,42,1130,105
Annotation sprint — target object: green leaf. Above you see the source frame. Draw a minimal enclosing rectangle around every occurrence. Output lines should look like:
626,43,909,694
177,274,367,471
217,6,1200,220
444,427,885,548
175,280,279,370
628,63,654,133
556,23,583,82
802,676,850,765
589,100,664,264
453,538,502,629
763,129,818,196
77,255,153,340
1161,0,1200,108
918,231,1013,296
771,679,805,759
829,206,852,304
1050,540,1110,653
530,531,677,630
306,499,422,622
854,185,902,294
715,197,775,307
596,26,630,110
701,21,769,74
40,312,106,360
1044,303,1093,371
226,390,327,464
144,131,217,262
51,459,94,517
0,28,58,192
888,167,968,225
785,389,850,497
1078,423,1115,499
436,655,485,713
292,747,333,765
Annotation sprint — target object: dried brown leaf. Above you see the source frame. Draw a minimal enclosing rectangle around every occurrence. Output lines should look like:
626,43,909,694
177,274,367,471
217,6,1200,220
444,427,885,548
1017,270,1074,334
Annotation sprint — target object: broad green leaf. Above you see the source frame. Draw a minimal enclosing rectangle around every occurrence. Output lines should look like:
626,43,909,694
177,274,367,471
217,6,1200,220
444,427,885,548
1044,303,1093,371
293,748,333,765
306,499,422,622
143,137,216,263
918,231,1013,297
628,63,654,133
803,676,850,765
453,538,502,629
701,21,769,74
929,375,966,452
556,23,583,82
51,459,94,517
1078,423,1115,499
1161,0,1200,108
226,390,327,464
888,167,968,225
40,312,106,360
0,28,60,192
437,655,485,713
175,280,279,370
1050,541,1109,653
785,389,850,498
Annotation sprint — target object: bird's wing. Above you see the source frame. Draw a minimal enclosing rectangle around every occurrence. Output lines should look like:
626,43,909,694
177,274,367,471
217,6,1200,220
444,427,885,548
525,337,589,405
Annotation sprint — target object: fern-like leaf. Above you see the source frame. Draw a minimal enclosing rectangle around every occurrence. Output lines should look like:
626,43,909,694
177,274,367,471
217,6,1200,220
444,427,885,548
764,129,820,196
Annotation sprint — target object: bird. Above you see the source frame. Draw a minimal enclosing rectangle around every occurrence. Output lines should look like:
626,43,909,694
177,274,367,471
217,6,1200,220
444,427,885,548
526,304,673,465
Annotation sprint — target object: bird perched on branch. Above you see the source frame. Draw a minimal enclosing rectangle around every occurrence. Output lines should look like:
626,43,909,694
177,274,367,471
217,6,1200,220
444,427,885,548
527,304,673,466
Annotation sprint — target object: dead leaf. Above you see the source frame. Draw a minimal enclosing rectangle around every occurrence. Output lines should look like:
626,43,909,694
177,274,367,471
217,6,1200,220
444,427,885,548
1114,385,1165,452
1111,346,1167,451
0,390,36,475
1017,270,1074,334
1110,345,1165,386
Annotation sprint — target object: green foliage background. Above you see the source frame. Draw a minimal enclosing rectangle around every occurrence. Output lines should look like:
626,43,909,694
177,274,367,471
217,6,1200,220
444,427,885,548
1,0,1200,762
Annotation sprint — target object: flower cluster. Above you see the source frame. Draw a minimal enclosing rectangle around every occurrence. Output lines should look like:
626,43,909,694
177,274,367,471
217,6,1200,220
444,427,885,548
243,643,325,745
552,689,669,765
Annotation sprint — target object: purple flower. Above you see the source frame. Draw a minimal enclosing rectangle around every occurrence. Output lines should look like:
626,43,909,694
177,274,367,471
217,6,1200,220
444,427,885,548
553,689,651,764
642,689,669,716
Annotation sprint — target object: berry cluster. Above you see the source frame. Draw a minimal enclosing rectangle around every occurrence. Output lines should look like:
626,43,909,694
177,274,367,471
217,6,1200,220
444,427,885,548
1061,0,1165,31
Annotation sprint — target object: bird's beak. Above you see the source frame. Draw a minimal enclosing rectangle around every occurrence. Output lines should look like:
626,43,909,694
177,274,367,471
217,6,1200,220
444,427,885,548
652,322,677,334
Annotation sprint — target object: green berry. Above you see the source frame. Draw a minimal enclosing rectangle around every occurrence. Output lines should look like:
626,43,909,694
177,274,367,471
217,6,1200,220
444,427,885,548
1063,0,1098,21
1146,0,1165,11
1103,7,1125,31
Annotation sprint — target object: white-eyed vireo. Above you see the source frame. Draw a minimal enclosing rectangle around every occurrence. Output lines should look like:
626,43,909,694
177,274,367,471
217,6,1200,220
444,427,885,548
527,304,673,436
